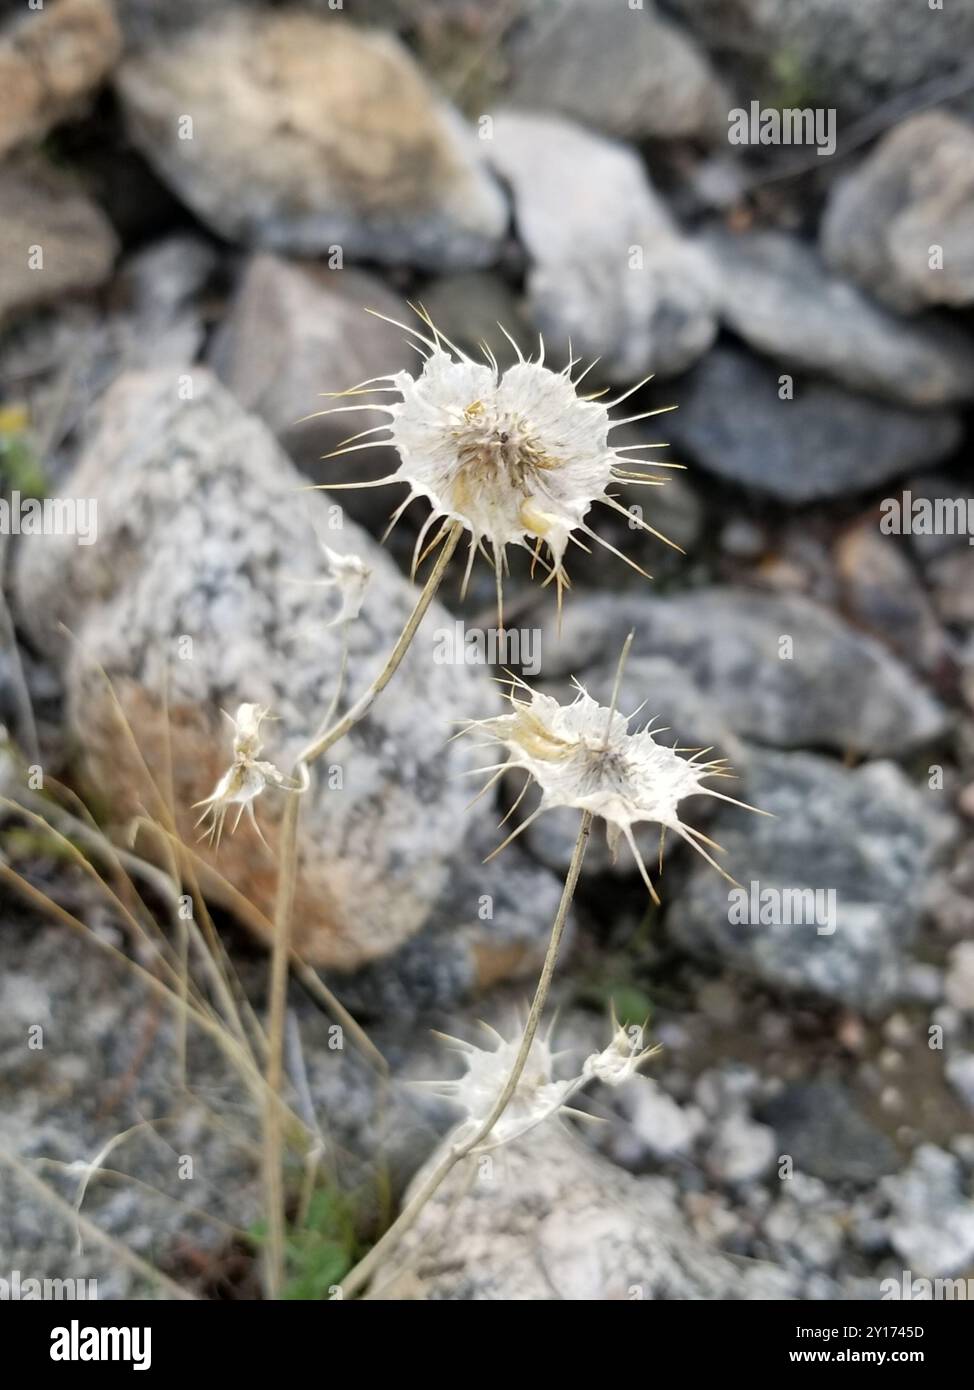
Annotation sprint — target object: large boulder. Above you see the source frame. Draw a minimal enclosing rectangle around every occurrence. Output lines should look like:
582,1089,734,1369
502,0,730,143
485,112,716,381
699,229,974,407
116,10,507,268
822,113,974,313
371,1123,800,1299
539,589,948,759
0,0,122,158
0,158,117,325
13,369,507,972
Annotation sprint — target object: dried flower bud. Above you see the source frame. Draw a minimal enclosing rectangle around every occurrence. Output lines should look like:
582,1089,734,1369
193,702,301,847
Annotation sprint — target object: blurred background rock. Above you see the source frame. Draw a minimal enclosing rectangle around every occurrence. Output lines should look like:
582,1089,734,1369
1,0,973,1300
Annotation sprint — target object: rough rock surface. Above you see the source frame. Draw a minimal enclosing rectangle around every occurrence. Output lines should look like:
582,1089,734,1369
540,588,948,758
485,112,716,381
0,158,118,324
758,1082,899,1185
503,0,730,144
116,11,506,267
822,113,974,313
669,748,953,1011
372,1123,800,1299
209,254,413,489
667,346,961,502
834,522,949,676
0,893,452,1297
669,0,974,121
699,229,974,407
881,1145,974,1279
13,369,512,972
0,0,122,158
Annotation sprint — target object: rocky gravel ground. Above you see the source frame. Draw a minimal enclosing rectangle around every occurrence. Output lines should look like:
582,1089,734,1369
1,0,973,1300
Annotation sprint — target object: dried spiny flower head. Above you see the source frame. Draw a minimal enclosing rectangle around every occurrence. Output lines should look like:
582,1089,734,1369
313,306,678,620
465,647,762,901
582,1018,659,1088
424,1015,662,1151
317,542,371,628
425,1021,579,1147
193,703,302,848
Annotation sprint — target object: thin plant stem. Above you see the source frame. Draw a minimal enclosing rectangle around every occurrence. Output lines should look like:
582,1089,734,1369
339,809,593,1299
261,786,302,1300
261,520,463,1298
298,522,463,766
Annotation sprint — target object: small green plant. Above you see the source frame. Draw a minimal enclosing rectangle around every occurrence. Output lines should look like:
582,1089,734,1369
251,1186,359,1301
0,405,47,499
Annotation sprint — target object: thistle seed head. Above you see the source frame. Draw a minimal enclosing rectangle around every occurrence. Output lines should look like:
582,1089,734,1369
467,671,760,901
314,308,678,619
193,702,301,848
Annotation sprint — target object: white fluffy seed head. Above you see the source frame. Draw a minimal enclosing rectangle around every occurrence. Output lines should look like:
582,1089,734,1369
470,678,755,897
319,311,676,609
480,685,713,828
388,350,616,578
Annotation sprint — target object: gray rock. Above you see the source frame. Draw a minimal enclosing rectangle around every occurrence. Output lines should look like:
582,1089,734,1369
759,1082,899,1184
896,471,974,562
12,368,531,977
485,112,716,381
0,0,122,159
834,521,949,675
929,549,974,629
209,254,414,506
502,0,730,144
0,157,118,325
945,1052,974,1113
618,1079,706,1164
371,1123,799,1299
113,234,217,369
0,890,451,1298
116,11,506,268
540,588,948,758
822,113,974,313
669,747,954,1010
945,943,974,1013
762,1178,846,1272
669,0,974,123
699,228,974,407
704,1110,777,1186
882,1144,974,1278
416,271,532,372
667,346,961,502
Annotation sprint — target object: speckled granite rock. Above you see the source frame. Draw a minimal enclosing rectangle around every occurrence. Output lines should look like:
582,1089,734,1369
670,748,955,1011
371,1123,801,1300
13,368,515,972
